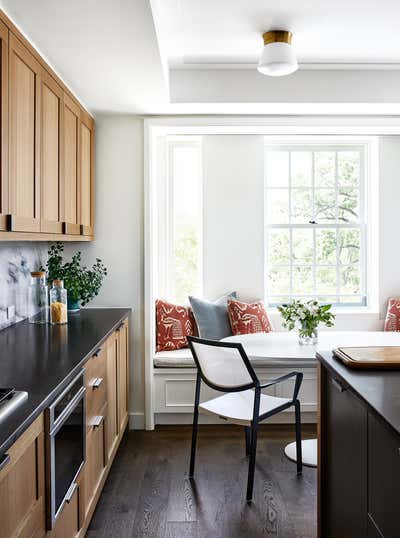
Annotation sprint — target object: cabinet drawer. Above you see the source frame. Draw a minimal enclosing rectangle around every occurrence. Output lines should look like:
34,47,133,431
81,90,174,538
85,402,107,517
85,346,107,429
47,482,79,538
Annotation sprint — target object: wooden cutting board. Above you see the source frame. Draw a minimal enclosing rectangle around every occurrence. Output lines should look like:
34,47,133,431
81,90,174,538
333,346,400,369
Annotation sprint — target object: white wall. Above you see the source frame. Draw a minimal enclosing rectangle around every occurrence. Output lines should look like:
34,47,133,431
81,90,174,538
65,114,145,429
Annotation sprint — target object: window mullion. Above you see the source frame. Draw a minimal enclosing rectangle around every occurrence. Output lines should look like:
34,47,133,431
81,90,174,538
288,152,293,300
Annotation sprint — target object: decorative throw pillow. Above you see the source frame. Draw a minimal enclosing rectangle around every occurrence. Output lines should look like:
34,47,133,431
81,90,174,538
189,292,237,341
384,298,400,331
156,300,197,352
227,299,273,335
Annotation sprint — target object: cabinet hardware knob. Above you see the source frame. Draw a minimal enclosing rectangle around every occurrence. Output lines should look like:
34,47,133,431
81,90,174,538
332,378,346,392
93,415,104,428
93,348,102,358
92,378,103,390
0,453,10,471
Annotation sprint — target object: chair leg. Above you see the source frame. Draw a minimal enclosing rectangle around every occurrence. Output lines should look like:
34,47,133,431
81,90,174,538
244,426,251,456
246,422,259,502
189,401,199,478
295,399,303,475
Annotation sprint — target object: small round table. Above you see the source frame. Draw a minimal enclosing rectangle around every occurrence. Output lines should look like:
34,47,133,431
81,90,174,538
222,330,400,467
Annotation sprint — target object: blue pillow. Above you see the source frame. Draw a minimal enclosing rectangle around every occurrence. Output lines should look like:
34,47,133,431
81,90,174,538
189,292,237,341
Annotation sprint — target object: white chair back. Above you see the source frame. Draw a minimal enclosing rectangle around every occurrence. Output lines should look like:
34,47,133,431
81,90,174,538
189,338,255,390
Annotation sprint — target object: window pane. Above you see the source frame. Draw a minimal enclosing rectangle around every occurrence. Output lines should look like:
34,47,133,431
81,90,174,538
314,189,336,223
292,266,313,294
291,188,312,223
266,151,289,187
338,151,360,189
268,229,290,265
338,229,361,265
316,229,337,264
172,145,201,303
316,267,337,294
340,265,361,294
267,189,289,223
338,188,359,223
267,268,290,295
315,151,335,188
292,229,313,264
291,151,312,187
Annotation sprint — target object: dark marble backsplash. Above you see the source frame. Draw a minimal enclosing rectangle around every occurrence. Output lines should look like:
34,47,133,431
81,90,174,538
0,243,48,329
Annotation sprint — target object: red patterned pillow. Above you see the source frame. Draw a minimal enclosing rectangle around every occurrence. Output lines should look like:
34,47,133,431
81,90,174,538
384,298,400,331
156,300,197,351
227,299,273,335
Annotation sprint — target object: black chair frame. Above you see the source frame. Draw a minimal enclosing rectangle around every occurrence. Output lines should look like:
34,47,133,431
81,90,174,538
187,335,303,502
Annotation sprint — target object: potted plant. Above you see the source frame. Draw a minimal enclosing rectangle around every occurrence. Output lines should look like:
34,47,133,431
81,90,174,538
43,242,107,312
278,299,335,345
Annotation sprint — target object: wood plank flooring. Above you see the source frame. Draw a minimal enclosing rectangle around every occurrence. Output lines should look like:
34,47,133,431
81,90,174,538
87,424,317,538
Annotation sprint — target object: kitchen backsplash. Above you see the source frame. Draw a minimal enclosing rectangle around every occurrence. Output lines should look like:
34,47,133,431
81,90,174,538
0,243,48,330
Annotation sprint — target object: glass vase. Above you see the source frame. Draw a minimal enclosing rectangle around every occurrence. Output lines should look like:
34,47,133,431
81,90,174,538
298,327,318,345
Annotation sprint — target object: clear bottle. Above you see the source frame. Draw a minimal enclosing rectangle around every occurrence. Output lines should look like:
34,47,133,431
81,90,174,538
49,280,68,325
28,271,48,324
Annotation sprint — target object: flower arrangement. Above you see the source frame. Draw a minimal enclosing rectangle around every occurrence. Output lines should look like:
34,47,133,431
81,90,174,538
42,242,107,310
277,299,335,344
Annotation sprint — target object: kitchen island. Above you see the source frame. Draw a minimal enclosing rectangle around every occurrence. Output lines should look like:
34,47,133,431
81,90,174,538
317,350,400,538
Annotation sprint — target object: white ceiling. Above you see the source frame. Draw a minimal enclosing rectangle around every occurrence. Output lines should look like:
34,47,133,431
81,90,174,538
0,0,169,114
152,0,400,66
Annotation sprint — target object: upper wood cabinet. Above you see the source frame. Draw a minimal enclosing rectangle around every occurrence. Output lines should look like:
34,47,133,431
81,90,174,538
79,111,94,236
8,34,41,233
62,95,80,235
0,20,8,232
0,9,95,241
40,71,63,233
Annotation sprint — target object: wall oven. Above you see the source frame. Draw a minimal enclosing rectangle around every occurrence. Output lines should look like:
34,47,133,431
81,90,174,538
46,370,86,529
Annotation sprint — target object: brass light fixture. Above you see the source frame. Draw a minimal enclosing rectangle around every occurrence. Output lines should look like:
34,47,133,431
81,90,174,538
257,30,298,76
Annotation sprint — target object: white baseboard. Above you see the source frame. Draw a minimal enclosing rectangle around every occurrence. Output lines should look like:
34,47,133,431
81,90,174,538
154,412,317,426
129,412,145,430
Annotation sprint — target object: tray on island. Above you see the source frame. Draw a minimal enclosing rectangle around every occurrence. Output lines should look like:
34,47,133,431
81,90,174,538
333,346,400,369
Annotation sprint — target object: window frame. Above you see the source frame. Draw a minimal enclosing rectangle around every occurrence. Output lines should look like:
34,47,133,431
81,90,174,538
264,140,369,308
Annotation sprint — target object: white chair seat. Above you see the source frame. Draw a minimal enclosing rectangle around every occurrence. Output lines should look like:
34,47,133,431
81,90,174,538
199,389,291,426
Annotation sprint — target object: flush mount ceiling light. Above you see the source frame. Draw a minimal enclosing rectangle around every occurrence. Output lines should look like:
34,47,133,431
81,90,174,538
257,30,298,77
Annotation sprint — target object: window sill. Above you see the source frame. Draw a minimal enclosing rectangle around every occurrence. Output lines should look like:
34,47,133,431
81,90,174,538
267,307,380,317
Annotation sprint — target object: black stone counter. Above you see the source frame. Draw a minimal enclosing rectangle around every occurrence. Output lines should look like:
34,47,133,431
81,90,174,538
0,308,130,457
317,350,400,436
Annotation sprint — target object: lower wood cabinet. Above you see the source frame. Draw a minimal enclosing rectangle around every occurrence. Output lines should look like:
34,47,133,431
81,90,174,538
117,319,129,433
0,414,45,538
106,330,119,460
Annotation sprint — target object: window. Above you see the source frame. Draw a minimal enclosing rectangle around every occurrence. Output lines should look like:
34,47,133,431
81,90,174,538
265,142,367,306
163,138,202,304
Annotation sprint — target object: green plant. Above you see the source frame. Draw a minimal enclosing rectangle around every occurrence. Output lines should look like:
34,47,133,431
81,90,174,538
43,242,107,306
278,299,335,338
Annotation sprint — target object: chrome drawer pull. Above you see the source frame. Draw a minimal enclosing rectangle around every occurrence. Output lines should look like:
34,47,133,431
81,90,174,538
0,453,10,471
332,378,346,393
93,415,104,429
92,378,103,390
93,348,102,358
65,482,78,503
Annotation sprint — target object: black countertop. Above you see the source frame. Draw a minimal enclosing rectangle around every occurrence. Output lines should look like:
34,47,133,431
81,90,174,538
317,351,400,436
0,308,130,457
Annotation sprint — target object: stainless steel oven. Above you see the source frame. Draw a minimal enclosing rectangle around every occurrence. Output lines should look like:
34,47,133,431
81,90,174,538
46,370,86,529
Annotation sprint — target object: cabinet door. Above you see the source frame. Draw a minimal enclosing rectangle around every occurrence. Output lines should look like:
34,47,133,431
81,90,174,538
62,94,80,235
0,415,45,538
0,20,8,231
368,411,400,538
79,111,94,236
117,320,129,435
9,33,41,232
40,71,63,233
322,372,367,538
106,331,119,460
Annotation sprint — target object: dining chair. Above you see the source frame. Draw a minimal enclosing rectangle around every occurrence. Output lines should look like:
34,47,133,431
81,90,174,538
187,336,303,502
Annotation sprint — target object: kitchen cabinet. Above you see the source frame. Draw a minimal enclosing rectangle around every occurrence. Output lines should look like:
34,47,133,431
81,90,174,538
106,331,119,460
79,111,94,236
0,19,8,231
8,33,40,233
40,71,63,233
0,414,45,538
62,94,80,235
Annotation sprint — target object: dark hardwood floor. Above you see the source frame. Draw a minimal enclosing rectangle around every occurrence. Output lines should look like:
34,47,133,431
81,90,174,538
87,424,317,538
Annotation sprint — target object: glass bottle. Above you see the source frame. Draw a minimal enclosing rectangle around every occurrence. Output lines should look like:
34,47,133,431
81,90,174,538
49,280,68,325
28,271,48,324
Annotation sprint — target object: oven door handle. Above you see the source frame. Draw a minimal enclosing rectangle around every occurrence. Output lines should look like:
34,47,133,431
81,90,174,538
64,481,78,504
50,386,86,436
